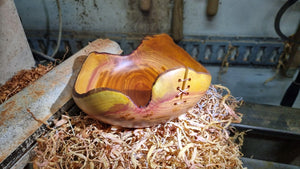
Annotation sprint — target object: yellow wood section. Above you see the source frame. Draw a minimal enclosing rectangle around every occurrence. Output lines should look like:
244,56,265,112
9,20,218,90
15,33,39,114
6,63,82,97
73,90,131,115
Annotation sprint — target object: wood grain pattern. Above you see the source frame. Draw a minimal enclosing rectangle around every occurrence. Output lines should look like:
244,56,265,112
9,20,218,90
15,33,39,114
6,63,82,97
73,34,211,128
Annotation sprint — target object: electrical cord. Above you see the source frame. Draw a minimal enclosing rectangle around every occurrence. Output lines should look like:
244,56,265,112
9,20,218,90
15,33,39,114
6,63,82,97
32,49,56,62
274,0,299,43
280,70,300,106
32,0,62,62
51,0,62,58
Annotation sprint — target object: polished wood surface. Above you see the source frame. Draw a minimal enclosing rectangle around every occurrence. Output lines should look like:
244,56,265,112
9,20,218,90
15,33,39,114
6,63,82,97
73,34,211,128
75,34,208,107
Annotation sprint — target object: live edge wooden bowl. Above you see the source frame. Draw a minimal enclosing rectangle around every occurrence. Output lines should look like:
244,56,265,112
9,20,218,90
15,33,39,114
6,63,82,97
73,34,211,128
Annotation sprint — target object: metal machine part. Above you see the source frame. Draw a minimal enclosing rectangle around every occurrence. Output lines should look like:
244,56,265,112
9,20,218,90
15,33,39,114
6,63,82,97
234,103,300,166
27,31,284,67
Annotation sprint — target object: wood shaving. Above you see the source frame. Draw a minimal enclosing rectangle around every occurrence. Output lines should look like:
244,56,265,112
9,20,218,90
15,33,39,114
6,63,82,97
34,85,245,169
0,64,53,104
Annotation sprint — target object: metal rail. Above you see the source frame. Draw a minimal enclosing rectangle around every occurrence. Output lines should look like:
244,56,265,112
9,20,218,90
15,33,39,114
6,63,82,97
26,31,284,66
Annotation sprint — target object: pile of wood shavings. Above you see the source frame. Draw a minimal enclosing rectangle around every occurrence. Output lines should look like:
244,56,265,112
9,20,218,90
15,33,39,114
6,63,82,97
0,64,53,104
34,85,245,169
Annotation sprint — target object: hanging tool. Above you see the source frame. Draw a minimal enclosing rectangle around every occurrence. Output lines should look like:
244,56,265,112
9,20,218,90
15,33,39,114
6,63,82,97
172,0,183,42
206,0,219,16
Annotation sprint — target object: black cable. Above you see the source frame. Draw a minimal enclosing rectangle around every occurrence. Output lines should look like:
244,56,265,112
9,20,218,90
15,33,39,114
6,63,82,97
274,0,299,43
280,69,300,106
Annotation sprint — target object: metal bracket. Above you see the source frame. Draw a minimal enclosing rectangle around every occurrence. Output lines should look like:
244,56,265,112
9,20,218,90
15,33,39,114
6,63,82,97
26,31,284,67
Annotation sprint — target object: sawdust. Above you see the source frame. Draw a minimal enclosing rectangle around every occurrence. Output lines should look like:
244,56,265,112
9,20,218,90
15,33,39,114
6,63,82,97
0,64,53,104
34,85,245,169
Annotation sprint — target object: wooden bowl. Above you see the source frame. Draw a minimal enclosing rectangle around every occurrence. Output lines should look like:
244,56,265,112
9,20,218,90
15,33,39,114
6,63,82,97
73,34,211,128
